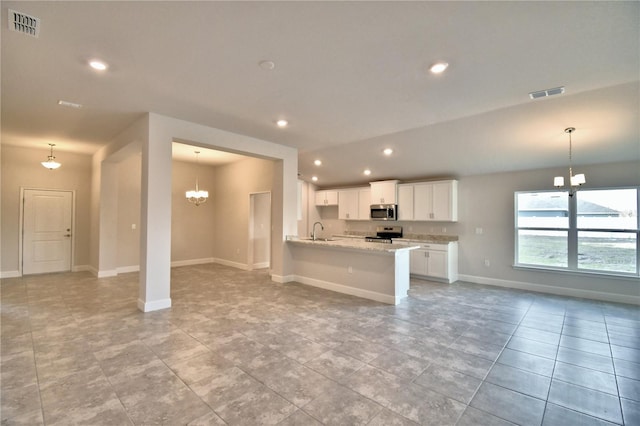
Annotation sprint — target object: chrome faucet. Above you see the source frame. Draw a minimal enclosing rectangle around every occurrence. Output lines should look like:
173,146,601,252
311,222,324,241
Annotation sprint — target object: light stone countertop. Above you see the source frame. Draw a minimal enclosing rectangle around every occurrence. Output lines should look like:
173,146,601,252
339,231,458,243
394,236,458,244
287,236,420,253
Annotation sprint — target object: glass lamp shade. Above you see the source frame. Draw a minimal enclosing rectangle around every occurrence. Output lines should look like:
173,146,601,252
186,189,208,206
570,173,586,186
41,158,61,170
553,176,565,187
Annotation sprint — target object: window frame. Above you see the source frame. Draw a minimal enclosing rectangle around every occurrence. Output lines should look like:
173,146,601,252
514,186,640,278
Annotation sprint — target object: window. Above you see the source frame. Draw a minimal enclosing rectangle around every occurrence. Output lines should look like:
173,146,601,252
515,188,639,276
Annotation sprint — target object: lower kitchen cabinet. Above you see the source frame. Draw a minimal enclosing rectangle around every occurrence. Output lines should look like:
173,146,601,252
404,242,458,283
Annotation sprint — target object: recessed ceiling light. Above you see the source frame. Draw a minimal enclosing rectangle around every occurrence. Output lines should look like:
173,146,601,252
363,169,371,176
57,100,82,109
383,148,393,156
311,176,318,182
429,62,448,74
314,159,322,166
276,119,288,128
89,60,108,71
259,60,276,70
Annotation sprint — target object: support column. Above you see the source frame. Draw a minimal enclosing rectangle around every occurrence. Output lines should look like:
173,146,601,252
138,134,172,312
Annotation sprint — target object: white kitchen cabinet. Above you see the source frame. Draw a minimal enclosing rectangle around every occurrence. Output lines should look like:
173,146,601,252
407,242,458,283
397,184,414,221
370,180,399,205
413,180,458,222
338,187,370,220
358,188,371,220
338,189,359,220
315,190,338,206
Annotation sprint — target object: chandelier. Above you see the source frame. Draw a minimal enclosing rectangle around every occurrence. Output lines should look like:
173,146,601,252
41,143,61,170
554,127,585,196
185,151,208,206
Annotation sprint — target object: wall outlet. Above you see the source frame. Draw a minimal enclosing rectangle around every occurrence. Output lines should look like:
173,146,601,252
484,259,490,267
441,227,447,233
131,223,136,230
408,226,413,232
475,227,483,235
348,266,353,274
236,248,240,255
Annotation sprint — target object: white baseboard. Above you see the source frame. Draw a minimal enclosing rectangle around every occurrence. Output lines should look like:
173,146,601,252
137,298,172,312
0,270,21,279
271,274,295,283
251,261,270,270
292,275,401,305
171,258,215,268
458,274,640,306
97,269,118,278
117,265,140,274
213,258,250,271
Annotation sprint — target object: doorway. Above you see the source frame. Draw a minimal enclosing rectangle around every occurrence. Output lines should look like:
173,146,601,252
248,192,271,270
21,189,74,275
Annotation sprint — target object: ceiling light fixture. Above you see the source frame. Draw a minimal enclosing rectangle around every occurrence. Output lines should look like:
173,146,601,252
363,169,371,176
276,119,288,128
259,60,276,70
429,62,449,74
383,148,393,156
89,60,108,71
554,127,585,197
185,151,208,206
41,143,61,170
314,159,322,166
58,100,82,109
312,176,318,182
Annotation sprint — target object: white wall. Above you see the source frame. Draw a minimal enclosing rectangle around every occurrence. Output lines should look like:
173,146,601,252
117,155,142,270
1,145,92,275
320,160,639,304
214,157,274,268
171,159,216,264
251,192,271,267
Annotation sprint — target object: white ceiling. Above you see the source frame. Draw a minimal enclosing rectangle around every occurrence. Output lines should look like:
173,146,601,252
2,1,638,186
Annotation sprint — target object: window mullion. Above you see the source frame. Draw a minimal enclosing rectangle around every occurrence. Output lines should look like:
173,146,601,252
568,193,578,269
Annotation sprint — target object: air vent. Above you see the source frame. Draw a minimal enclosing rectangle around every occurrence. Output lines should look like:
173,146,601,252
529,86,565,100
8,9,40,38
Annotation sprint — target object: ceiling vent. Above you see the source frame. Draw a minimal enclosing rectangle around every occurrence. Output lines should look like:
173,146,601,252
8,9,40,38
529,86,565,100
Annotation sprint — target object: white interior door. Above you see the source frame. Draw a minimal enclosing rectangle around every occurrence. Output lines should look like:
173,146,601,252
22,189,73,275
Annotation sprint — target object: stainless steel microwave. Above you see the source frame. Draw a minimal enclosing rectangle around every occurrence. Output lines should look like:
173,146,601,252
370,204,397,221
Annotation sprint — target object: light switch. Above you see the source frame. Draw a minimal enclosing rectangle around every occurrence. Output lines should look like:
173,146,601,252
131,224,137,230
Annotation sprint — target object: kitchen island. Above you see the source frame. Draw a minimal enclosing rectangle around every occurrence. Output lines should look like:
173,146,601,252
286,237,419,305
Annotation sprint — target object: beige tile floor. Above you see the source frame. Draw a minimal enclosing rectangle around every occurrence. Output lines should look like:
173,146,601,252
1,263,638,425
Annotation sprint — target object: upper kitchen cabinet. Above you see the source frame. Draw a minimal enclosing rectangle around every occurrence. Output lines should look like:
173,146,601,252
339,187,370,220
338,189,359,219
397,184,414,221
315,190,338,206
413,180,458,221
370,180,399,205
358,187,371,220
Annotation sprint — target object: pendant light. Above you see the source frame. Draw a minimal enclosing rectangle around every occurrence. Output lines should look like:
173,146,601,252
185,151,208,206
41,143,61,170
554,127,585,196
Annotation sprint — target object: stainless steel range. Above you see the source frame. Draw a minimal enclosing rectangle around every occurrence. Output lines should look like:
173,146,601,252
365,226,403,244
